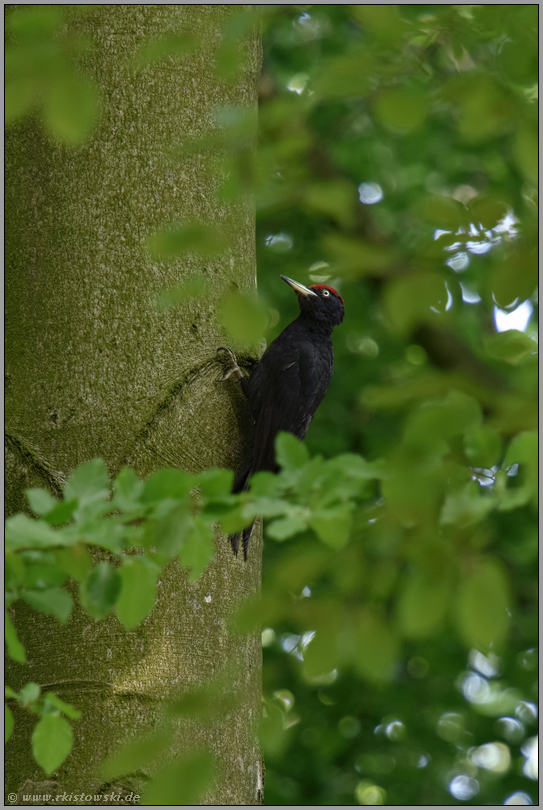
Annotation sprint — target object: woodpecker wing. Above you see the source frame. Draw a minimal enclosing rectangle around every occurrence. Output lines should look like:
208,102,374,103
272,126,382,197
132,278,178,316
246,324,333,473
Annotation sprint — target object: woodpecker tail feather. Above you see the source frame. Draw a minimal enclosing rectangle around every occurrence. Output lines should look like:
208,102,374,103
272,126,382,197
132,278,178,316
242,523,254,560
229,531,241,557
232,465,251,495
229,464,254,560
229,522,255,561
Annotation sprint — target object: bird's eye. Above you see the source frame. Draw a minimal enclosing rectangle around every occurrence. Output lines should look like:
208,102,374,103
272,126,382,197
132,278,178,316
322,290,330,297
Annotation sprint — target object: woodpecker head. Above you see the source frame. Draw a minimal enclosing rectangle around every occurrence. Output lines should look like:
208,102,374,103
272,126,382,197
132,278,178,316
281,275,344,328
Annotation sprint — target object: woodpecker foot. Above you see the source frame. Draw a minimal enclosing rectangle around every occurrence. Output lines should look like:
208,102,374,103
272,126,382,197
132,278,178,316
217,347,244,381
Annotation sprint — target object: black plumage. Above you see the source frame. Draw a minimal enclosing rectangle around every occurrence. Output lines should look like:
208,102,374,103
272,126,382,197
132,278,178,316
225,275,345,559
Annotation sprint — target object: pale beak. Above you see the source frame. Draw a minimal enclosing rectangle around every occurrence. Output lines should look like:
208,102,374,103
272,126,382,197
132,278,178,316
280,275,317,298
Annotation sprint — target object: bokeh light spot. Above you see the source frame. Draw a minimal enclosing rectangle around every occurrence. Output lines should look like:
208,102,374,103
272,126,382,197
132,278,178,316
358,182,384,204
494,299,533,332
355,781,386,806
504,791,534,805
449,775,479,801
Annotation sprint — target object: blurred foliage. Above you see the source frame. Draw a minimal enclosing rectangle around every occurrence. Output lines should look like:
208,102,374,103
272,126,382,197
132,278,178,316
5,3,538,806
5,5,100,143
250,6,538,806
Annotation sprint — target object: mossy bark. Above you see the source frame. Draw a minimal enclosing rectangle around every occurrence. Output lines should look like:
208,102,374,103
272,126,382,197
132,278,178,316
5,5,263,805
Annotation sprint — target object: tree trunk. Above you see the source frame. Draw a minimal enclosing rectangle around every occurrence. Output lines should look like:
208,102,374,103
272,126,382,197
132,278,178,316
5,5,263,805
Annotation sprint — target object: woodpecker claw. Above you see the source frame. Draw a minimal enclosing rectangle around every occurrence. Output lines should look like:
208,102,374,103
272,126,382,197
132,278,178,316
222,365,243,381
217,347,244,382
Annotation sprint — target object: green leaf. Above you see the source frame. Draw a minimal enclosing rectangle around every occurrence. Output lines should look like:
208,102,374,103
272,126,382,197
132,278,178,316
214,41,242,82
112,467,144,511
309,505,353,549
116,560,158,629
404,390,482,451
351,4,406,44
214,9,257,81
7,5,64,37
55,544,93,582
451,74,513,142
415,194,467,229
513,124,538,185
26,488,58,516
42,499,78,526
148,223,227,258
322,233,396,277
4,75,37,126
314,49,372,100
19,682,41,705
179,518,215,582
5,705,14,743
397,568,453,638
468,194,509,230
496,485,532,512
455,557,511,651
502,432,537,506
384,272,450,334
134,33,200,67
354,612,398,683
198,468,234,499
80,562,122,620
5,552,26,592
231,592,279,634
167,670,241,720
248,471,285,497
489,249,538,309
218,506,251,535
303,629,339,678
326,453,378,480
464,425,503,468
5,611,26,663
243,497,288,520
102,731,172,779
44,693,81,720
142,750,215,806
22,587,73,624
267,513,308,541
259,701,290,757
381,469,440,527
441,484,495,528
141,468,195,503
498,33,537,83
32,714,73,774
374,85,427,134
150,507,193,559
275,432,309,471
219,291,267,347
87,515,136,552
304,180,356,228
23,562,67,590
64,458,109,503
199,499,234,524
292,456,328,497
504,431,538,469
5,513,62,551
43,73,99,145
484,330,537,366
156,275,209,312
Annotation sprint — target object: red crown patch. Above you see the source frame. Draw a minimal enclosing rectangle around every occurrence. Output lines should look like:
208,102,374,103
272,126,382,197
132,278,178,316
309,284,344,305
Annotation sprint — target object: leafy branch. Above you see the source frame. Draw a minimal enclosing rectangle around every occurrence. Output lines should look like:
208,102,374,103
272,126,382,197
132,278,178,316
5,412,536,776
